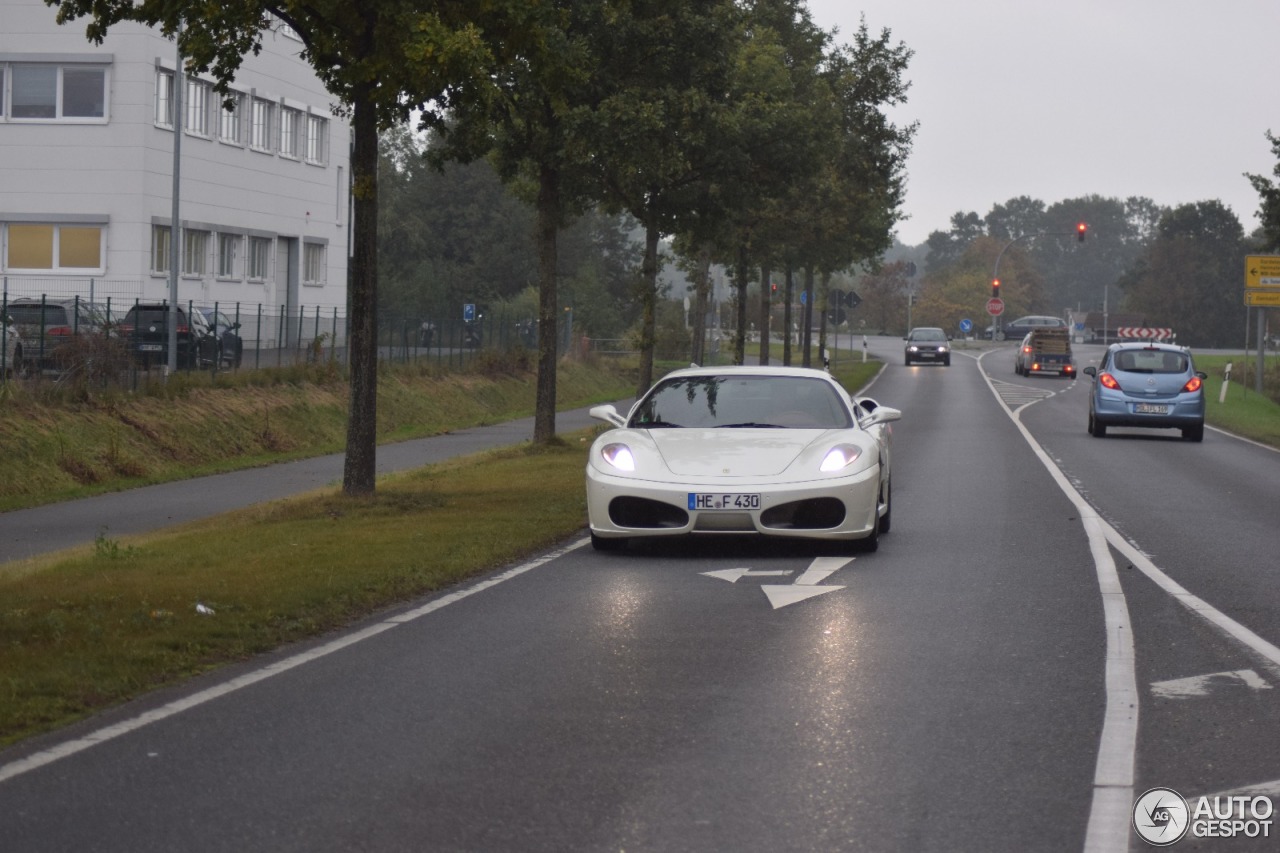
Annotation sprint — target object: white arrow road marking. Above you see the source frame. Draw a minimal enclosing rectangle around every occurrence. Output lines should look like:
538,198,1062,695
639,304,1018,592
701,568,794,583
761,556,854,610
1149,669,1271,700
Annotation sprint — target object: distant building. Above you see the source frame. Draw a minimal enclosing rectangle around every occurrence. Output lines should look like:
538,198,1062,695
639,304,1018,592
1,0,350,331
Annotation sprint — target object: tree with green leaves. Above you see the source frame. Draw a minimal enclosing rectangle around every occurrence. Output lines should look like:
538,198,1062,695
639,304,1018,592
1245,130,1280,251
1120,201,1245,348
427,1,610,442
45,0,526,496
582,0,741,395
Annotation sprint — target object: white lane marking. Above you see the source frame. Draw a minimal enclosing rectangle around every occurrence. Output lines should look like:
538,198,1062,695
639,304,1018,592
761,556,853,609
1150,669,1271,699
1194,778,1280,809
701,568,793,583
979,351,1137,853
981,349,1280,852
0,538,589,785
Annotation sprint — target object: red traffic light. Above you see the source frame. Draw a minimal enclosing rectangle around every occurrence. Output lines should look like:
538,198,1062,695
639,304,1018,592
992,278,1000,297
1077,222,1088,242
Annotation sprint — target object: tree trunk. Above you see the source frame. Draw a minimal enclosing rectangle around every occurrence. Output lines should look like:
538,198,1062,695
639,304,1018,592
817,271,830,369
733,243,749,365
533,161,560,443
758,264,771,365
801,267,815,367
690,242,712,365
635,220,659,398
342,90,378,496
783,265,794,366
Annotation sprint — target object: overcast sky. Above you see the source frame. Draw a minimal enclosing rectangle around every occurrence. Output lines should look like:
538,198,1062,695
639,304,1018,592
806,0,1279,246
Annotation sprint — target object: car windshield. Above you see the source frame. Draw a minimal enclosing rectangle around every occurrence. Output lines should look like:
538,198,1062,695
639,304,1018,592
910,329,946,342
1111,349,1189,374
629,375,853,430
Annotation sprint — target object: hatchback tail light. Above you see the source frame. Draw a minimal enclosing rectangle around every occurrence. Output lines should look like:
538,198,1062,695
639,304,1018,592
47,326,73,337
1182,375,1203,393
1099,372,1120,390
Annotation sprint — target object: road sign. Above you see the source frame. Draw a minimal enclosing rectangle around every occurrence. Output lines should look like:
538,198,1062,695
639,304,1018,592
959,318,973,333
1245,289,1280,307
986,297,1005,316
1117,327,1174,340
463,303,475,321
1245,255,1280,289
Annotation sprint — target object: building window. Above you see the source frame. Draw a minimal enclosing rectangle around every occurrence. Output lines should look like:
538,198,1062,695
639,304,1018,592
247,236,271,280
279,106,301,159
156,69,174,127
7,63,107,120
303,243,326,285
184,78,211,136
306,115,328,164
217,233,240,278
250,97,273,151
152,224,171,273
218,92,244,144
4,223,104,271
182,230,209,276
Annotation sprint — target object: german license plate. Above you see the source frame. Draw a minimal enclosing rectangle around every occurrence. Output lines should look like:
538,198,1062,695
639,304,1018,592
1134,403,1168,414
688,493,760,510
138,344,163,352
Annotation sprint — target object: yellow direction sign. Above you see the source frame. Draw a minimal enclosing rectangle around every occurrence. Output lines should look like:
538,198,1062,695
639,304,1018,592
1244,289,1280,307
1245,255,1280,288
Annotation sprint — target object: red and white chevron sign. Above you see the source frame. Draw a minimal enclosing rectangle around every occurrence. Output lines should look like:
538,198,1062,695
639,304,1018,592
1116,327,1173,340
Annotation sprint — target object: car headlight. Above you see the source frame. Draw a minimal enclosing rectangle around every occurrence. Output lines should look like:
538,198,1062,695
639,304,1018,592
820,444,862,472
907,345,919,352
600,443,636,472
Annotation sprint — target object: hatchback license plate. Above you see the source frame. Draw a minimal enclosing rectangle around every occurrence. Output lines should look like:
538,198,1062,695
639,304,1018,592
1134,403,1168,414
689,493,760,510
138,344,163,352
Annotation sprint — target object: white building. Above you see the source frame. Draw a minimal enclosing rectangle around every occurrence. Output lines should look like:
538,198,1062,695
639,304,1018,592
0,0,350,333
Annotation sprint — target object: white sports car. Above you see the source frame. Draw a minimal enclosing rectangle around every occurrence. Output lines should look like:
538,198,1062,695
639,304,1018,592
586,366,900,552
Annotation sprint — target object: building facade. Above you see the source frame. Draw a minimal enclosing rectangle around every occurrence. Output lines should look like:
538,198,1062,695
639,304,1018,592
0,0,350,333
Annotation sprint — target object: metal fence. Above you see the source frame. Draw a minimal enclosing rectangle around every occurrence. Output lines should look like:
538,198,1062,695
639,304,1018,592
2,279,570,383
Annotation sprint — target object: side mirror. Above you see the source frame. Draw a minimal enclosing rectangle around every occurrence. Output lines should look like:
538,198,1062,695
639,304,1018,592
862,406,902,427
1083,366,1097,377
589,405,626,428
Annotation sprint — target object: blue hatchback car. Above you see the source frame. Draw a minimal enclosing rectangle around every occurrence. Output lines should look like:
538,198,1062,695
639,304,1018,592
1083,343,1207,441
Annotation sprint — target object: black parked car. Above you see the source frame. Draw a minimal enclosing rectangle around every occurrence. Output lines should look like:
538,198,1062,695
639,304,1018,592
193,306,245,368
119,304,218,369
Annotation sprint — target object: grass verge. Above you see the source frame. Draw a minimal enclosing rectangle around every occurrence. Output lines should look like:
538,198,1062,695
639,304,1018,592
1196,355,1280,447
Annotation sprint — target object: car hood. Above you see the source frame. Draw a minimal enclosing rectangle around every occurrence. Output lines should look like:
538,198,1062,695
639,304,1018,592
647,429,831,477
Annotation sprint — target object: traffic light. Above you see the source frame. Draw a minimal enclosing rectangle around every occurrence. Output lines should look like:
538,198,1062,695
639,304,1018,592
771,282,777,293
992,278,1000,298
1077,222,1088,243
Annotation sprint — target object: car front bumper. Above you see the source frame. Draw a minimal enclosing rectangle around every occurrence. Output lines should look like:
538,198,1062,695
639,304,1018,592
585,464,883,542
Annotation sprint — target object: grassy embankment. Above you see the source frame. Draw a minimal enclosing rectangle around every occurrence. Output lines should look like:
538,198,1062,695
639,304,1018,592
0,358,882,748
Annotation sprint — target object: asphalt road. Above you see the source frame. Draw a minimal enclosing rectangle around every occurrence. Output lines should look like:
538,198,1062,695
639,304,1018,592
2,339,1279,852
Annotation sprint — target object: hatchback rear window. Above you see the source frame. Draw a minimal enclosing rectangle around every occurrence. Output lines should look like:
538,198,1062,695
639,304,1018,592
1112,349,1188,373
8,305,70,325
